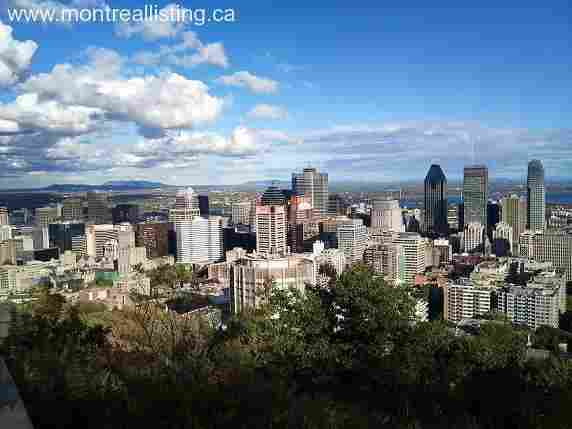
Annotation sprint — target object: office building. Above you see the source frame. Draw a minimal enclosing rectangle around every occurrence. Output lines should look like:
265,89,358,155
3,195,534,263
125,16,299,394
497,272,565,329
364,243,402,285
492,222,513,257
501,195,527,254
371,199,404,232
62,197,83,221
527,159,546,231
519,231,572,281
432,238,453,265
87,191,112,224
112,204,140,224
287,195,318,253
48,222,85,254
292,167,329,219
198,194,210,217
0,240,16,265
35,206,60,227
395,232,427,285
487,201,501,240
229,254,314,313
328,194,345,216
444,279,492,323
256,204,287,257
423,164,448,236
135,223,169,258
463,165,488,228
0,207,9,225
176,216,224,264
231,201,253,226
86,224,116,258
447,204,460,231
337,219,367,266
0,225,12,241
462,222,485,253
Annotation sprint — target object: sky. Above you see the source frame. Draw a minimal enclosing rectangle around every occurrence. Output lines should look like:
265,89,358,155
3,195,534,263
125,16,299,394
0,0,571,188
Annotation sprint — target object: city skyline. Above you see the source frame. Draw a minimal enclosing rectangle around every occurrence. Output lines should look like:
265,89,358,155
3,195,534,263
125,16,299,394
0,2,571,188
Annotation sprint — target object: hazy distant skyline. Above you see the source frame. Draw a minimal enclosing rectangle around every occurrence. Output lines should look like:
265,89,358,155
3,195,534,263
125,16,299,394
1,1,571,188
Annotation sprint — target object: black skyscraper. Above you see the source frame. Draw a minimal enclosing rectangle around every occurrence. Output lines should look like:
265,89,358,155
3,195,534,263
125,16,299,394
424,164,448,236
198,194,210,217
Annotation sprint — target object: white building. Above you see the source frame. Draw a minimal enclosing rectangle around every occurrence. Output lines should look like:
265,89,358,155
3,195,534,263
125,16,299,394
444,279,492,323
229,254,314,313
395,232,427,285
371,199,404,232
256,204,287,257
462,222,485,253
337,219,367,266
177,216,223,264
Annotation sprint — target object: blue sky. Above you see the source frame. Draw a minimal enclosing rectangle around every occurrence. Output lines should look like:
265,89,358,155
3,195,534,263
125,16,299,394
0,0,571,188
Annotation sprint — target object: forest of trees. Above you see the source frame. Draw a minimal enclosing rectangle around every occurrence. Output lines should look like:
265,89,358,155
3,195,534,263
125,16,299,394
2,265,572,428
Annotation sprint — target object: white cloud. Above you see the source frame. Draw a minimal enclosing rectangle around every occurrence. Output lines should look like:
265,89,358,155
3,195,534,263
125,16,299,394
131,31,229,69
0,20,38,86
216,71,279,94
0,93,102,134
22,52,224,130
115,3,184,41
247,104,288,120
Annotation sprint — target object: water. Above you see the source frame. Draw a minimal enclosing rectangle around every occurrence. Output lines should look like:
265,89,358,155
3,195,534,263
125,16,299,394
400,193,572,208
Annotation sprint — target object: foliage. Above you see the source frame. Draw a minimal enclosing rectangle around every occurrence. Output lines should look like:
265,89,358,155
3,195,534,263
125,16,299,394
2,266,572,428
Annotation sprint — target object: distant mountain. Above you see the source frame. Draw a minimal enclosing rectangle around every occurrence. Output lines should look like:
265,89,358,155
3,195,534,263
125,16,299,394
237,180,291,191
43,180,167,192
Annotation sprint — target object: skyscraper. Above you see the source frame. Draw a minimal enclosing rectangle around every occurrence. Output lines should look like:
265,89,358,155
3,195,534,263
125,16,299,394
501,194,526,254
256,204,287,256
371,200,404,232
463,165,488,228
169,188,200,227
292,167,329,219
337,219,367,266
527,159,546,231
176,216,223,264
0,207,8,226
87,191,112,225
62,197,83,221
198,194,210,217
423,164,448,236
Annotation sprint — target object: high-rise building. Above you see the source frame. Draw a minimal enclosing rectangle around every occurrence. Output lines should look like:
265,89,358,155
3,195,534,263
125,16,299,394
112,204,140,224
337,219,367,266
527,159,546,231
497,271,565,329
62,197,83,221
447,204,459,231
85,224,116,258
486,201,501,240
463,165,488,228
0,225,12,241
48,222,86,254
256,204,287,257
231,201,253,226
287,195,318,253
198,194,210,217
444,279,492,323
0,240,16,265
462,222,485,253
170,188,200,228
519,231,572,281
423,164,448,236
363,243,402,285
292,167,329,219
501,195,526,254
395,232,427,285
371,199,404,232
35,206,60,227
328,194,345,216
135,223,169,258
0,207,9,226
87,192,112,224
492,222,513,257
176,215,223,265
229,254,314,313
